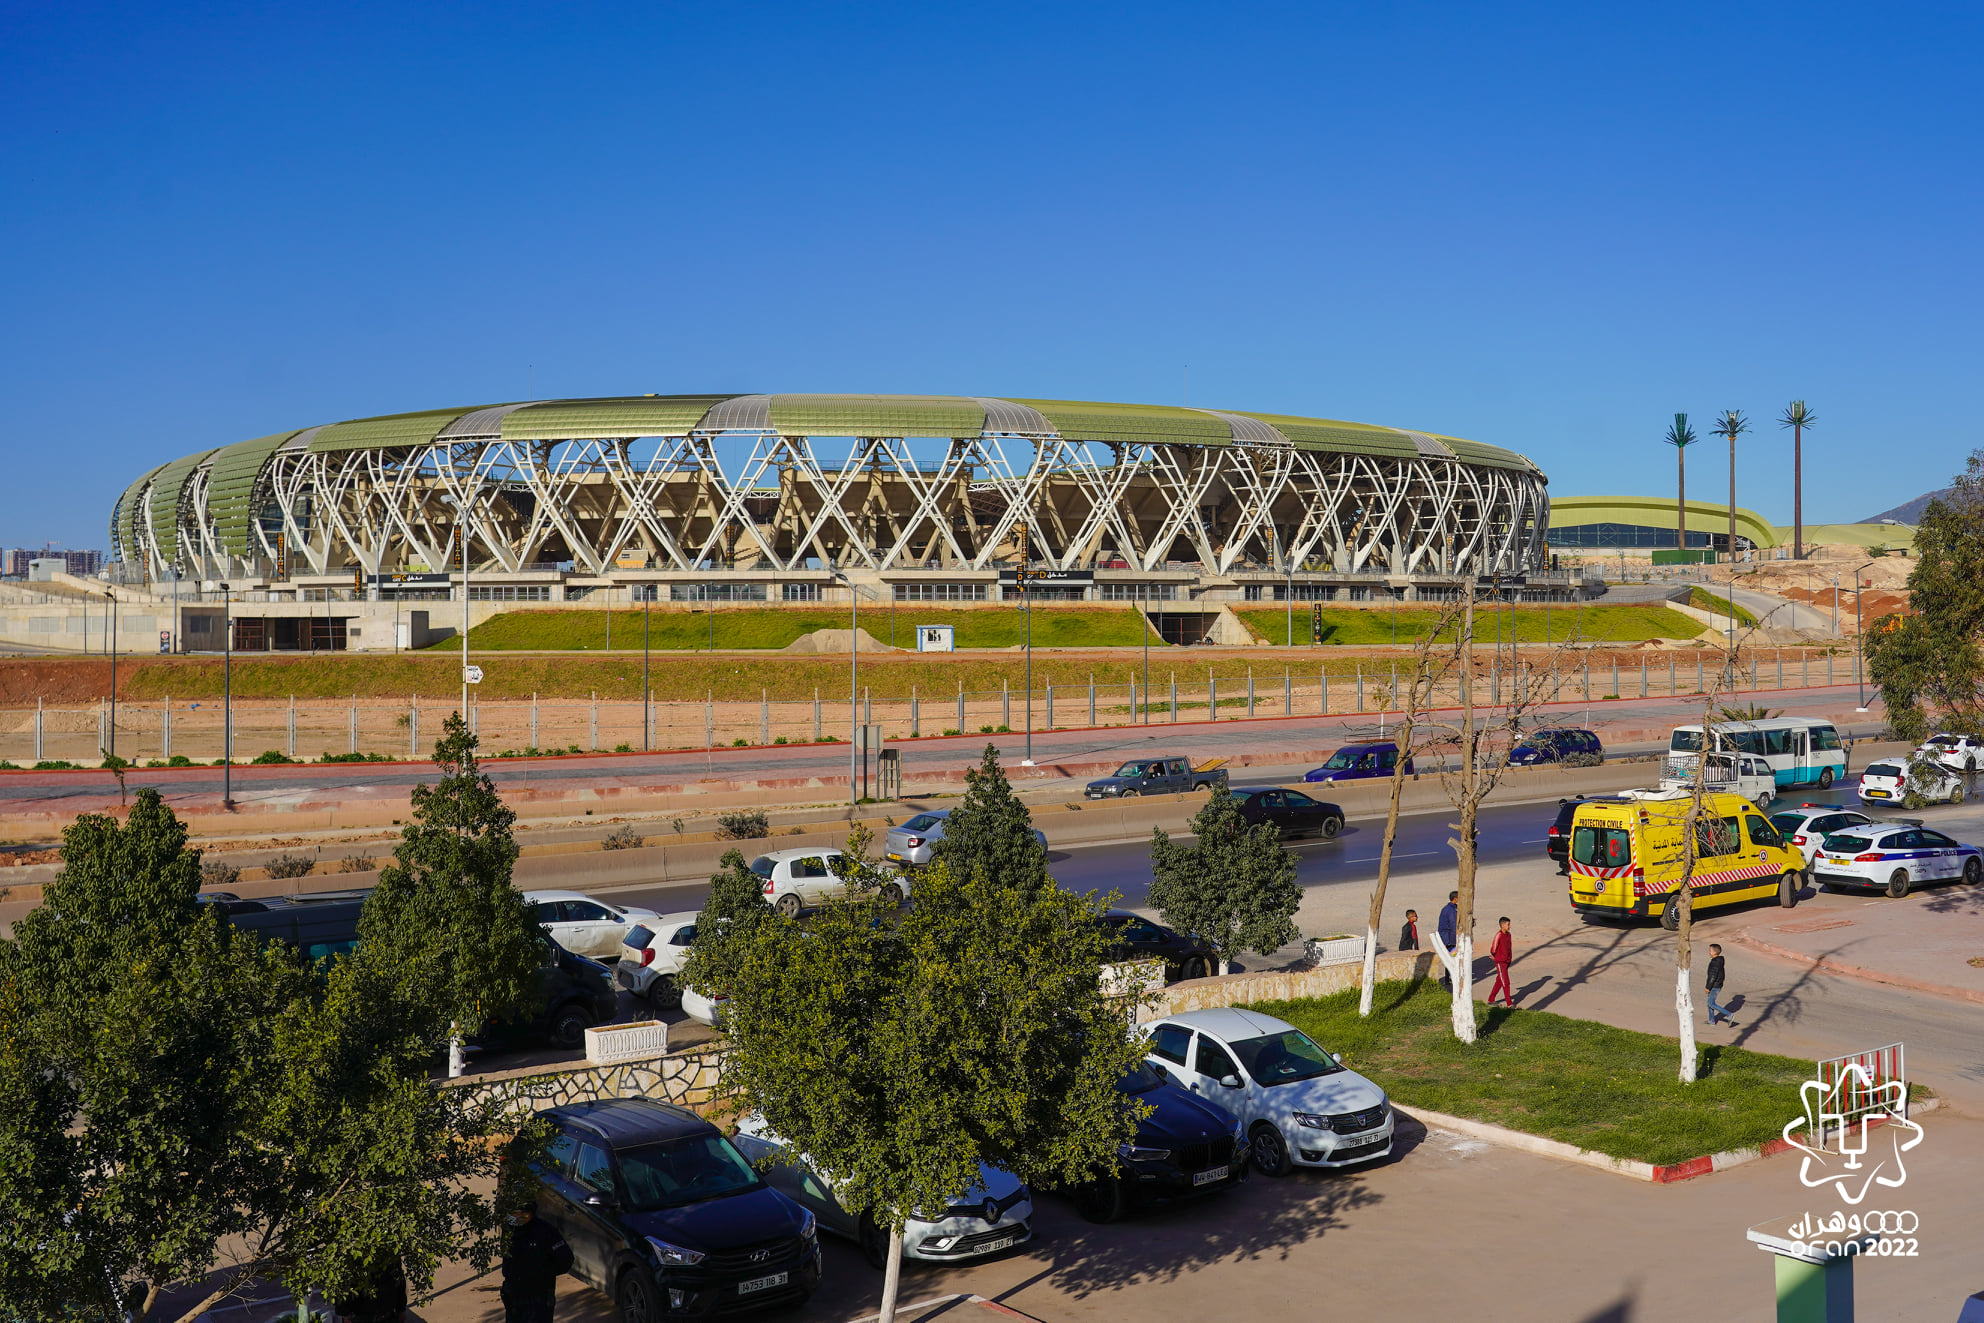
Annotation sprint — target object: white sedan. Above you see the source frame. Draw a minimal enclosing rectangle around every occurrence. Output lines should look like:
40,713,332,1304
1917,733,1984,775
521,889,661,960
1141,1007,1393,1176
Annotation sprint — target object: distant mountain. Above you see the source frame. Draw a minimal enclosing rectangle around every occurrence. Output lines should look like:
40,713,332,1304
1860,489,1953,525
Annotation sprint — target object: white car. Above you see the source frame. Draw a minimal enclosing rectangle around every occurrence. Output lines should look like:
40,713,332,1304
747,848,910,918
882,810,1049,869
1857,759,1965,807
731,1115,1033,1266
679,983,727,1028
522,889,661,960
1140,1008,1393,1176
1916,733,1984,775
1660,752,1777,809
614,911,700,1007
1810,822,1983,898
1766,805,1879,866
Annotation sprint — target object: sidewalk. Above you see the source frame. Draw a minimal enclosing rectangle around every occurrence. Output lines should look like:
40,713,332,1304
1736,884,1984,1005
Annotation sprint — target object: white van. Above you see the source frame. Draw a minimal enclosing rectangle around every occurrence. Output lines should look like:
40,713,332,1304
1659,751,1777,808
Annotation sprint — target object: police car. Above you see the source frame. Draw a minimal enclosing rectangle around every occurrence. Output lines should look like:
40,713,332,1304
1766,804,1880,866
1811,823,1984,898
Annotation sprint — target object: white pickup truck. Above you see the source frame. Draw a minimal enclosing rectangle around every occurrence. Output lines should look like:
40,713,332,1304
1659,752,1776,809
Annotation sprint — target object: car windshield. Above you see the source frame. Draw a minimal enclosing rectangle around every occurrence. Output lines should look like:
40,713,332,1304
747,857,775,878
1863,764,1900,778
1112,762,1152,777
1823,833,1874,853
616,1135,763,1211
1319,750,1359,770
1228,1029,1343,1085
1670,730,1704,753
1768,813,1807,834
901,814,943,832
1114,1062,1169,1095
1928,736,1958,747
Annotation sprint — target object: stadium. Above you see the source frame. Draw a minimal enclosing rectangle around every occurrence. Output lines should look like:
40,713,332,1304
107,394,1557,613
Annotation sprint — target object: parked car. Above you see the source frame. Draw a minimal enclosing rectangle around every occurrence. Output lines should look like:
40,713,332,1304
1858,759,1966,807
478,935,620,1051
616,912,700,1008
529,1099,820,1316
732,1115,1033,1265
1660,751,1778,809
883,809,1048,868
1916,733,1984,775
1227,787,1344,839
680,983,727,1028
1140,1008,1392,1177
1811,823,1984,898
1546,796,1628,874
523,889,663,961
199,889,370,964
1766,805,1882,866
1069,1060,1249,1223
1099,910,1217,982
746,848,910,918
1303,742,1412,784
1084,757,1230,799
1508,728,1604,767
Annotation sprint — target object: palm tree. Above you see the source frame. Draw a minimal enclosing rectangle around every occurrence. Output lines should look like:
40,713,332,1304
1663,413,1699,555
1778,401,1816,560
1711,410,1751,560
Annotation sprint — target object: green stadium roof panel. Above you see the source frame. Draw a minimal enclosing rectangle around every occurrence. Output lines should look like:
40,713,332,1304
1011,400,1232,446
502,395,739,441
208,431,302,557
1431,433,1534,472
114,463,168,562
148,449,220,564
768,394,985,438
309,407,482,453
1236,414,1421,459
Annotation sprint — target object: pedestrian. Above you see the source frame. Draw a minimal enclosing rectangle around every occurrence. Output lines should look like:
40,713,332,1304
1399,908,1419,951
1488,916,1515,1007
500,1204,573,1323
1705,943,1733,1025
1437,890,1459,989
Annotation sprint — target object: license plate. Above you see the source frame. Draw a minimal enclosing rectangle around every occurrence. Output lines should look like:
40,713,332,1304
1193,1164,1229,1186
1867,789,1889,797
981,1235,1018,1253
738,1272,788,1295
886,852,903,861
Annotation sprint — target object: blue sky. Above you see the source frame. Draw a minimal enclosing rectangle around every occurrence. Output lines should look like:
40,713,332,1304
4,1,1980,550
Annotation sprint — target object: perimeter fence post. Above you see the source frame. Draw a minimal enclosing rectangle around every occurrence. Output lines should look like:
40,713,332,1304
1169,677,1177,722
531,692,539,749
955,683,963,734
704,695,712,748
1209,674,1217,720
590,692,598,750
911,686,918,737
35,698,43,763
1668,656,1676,697
409,699,417,758
1046,683,1054,730
160,702,169,760
286,696,295,758
761,690,769,745
1696,654,1704,693
816,688,823,742
1356,665,1364,713
1002,680,1009,730
1089,676,1096,727
1640,658,1648,698
1320,667,1328,715
1284,669,1291,717
349,697,357,754
1246,670,1254,719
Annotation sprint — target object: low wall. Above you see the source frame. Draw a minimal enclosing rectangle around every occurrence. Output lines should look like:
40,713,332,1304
1141,949,1437,1020
445,1043,725,1117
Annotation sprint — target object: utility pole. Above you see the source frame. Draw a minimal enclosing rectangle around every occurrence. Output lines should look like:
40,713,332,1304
107,589,117,763
221,583,234,809
1852,560,1875,711
1019,521,1034,766
643,589,651,751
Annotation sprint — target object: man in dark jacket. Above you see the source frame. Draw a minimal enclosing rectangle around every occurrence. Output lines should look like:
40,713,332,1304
1705,943,1732,1025
1399,909,1419,951
1436,891,1459,989
501,1206,573,1323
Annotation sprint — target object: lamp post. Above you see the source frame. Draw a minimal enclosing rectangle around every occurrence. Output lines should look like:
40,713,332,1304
106,588,117,764
1142,583,1151,725
642,588,651,751
1852,560,1876,712
441,495,469,725
220,583,233,809
830,570,857,805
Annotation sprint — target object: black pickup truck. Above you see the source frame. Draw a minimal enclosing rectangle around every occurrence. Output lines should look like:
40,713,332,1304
1084,756,1230,799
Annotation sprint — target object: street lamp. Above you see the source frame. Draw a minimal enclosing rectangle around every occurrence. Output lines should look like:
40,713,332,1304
220,582,234,809
1852,560,1876,712
440,495,470,726
106,588,117,764
642,586,651,751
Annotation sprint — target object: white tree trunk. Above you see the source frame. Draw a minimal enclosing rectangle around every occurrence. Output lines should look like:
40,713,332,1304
878,1222,905,1323
1676,967,1698,1083
1450,933,1477,1043
1358,924,1379,1017
448,1026,465,1079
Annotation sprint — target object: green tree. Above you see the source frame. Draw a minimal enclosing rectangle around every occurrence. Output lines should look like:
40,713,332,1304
1147,790,1301,975
1866,449,1984,740
359,712,542,1072
1663,413,1699,554
1779,400,1817,560
711,832,1144,1323
1710,409,1751,560
683,846,775,999
932,744,1050,897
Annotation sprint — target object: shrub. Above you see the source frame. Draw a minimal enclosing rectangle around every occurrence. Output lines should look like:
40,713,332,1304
715,809,771,840
263,852,317,879
318,751,390,763
732,738,749,747
942,728,962,736
773,735,788,745
252,750,296,765
0,760,19,770
200,858,241,890
167,755,193,767
337,853,375,873
614,743,633,753
32,761,77,770
979,725,996,734
602,825,645,851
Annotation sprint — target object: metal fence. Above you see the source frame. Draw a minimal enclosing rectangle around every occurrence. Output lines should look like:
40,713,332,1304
0,648,1857,766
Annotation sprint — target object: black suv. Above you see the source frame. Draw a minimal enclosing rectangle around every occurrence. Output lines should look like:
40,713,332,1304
1073,1061,1248,1222
1099,911,1219,983
1545,796,1627,874
532,1099,820,1318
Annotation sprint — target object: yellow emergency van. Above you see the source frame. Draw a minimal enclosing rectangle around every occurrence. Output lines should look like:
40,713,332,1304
1566,788,1805,927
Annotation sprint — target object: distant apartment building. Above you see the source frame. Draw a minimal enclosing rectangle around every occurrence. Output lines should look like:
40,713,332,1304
1,548,104,578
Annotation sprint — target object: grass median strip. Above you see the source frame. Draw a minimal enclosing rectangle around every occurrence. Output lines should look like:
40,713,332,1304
1233,604,1704,646
1687,587,1758,627
1248,977,1809,1168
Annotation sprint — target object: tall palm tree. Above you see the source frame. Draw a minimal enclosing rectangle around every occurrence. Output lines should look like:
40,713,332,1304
1663,413,1699,555
1778,401,1816,560
1711,410,1751,559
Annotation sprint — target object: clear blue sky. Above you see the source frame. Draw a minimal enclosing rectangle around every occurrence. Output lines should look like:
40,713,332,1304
4,1,1980,551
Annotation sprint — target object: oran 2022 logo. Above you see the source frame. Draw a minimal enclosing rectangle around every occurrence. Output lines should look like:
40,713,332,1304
1781,1063,1923,1206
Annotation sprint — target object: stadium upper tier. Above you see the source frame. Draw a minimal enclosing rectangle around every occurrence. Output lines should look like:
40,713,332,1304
108,393,1550,584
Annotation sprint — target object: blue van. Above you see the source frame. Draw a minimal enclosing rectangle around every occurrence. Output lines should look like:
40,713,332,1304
1303,742,1413,784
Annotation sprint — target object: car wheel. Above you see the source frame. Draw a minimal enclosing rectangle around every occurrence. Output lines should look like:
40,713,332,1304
1779,871,1800,909
1659,894,1683,932
616,1266,663,1323
1320,816,1343,840
548,1001,592,1050
1887,869,1911,900
1819,767,1835,789
649,975,683,1011
1965,857,1982,886
1250,1122,1292,1177
858,1212,889,1270
880,881,904,908
1074,1176,1126,1224
1952,786,1966,805
775,892,802,919
1182,956,1209,981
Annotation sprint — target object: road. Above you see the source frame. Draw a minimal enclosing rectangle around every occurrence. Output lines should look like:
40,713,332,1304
1722,583,1836,635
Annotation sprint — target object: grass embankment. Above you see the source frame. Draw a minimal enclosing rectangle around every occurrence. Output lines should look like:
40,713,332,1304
1251,978,1809,1167
1688,588,1758,627
454,606,1155,652
1233,604,1702,646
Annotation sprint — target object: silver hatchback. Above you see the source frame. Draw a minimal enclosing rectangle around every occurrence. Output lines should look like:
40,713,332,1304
883,810,1048,868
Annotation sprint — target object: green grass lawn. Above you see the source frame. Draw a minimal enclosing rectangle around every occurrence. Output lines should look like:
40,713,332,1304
1249,978,1811,1167
453,606,1157,652
1688,587,1758,627
1234,603,1703,646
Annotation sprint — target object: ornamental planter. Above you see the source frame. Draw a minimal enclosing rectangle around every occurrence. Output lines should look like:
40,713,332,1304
584,1019,669,1066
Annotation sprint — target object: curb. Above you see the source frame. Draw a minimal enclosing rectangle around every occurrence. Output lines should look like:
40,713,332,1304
844,1294,1041,1323
1735,931,1984,1008
1403,1098,1941,1185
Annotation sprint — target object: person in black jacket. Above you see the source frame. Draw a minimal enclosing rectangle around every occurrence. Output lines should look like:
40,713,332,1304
1704,943,1732,1026
1399,909,1419,951
501,1206,573,1323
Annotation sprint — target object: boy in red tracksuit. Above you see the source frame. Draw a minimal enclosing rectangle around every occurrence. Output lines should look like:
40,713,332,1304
1488,917,1515,1007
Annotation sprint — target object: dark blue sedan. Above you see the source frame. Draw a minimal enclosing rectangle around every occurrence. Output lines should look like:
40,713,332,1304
1304,742,1412,784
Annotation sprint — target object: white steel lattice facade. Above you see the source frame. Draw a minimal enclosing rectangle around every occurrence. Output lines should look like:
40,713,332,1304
109,394,1550,585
